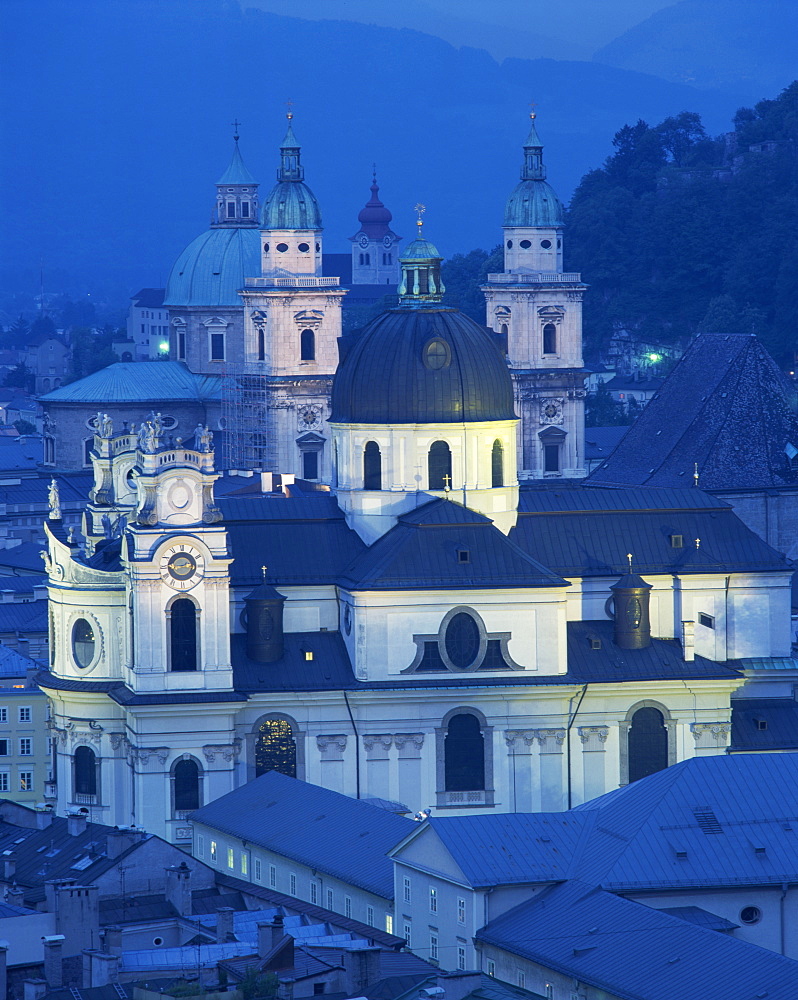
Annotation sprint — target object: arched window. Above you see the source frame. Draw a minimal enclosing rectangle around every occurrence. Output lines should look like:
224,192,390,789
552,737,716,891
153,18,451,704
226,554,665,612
74,746,97,797
255,718,297,778
628,706,668,783
170,599,198,672
300,329,315,361
543,323,557,354
257,328,265,362
491,440,504,487
444,714,484,792
428,441,452,490
500,323,508,338
363,441,382,490
173,758,200,811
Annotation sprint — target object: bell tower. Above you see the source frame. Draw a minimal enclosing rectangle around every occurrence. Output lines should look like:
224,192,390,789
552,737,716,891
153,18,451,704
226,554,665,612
482,113,587,480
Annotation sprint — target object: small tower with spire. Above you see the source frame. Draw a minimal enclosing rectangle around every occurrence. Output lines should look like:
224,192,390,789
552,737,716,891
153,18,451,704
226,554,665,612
349,169,401,286
213,124,259,227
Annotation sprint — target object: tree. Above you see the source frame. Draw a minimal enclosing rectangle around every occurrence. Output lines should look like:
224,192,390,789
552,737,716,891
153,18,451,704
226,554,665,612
13,419,36,435
442,245,502,322
585,381,630,427
3,363,34,392
656,112,707,166
239,969,278,1000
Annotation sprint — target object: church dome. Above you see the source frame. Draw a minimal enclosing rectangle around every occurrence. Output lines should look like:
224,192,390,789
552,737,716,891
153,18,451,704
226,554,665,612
504,179,564,228
164,227,261,307
331,307,515,424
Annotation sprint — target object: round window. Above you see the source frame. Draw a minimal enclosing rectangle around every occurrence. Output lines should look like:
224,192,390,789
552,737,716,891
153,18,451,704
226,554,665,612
424,339,451,371
263,243,270,253
740,906,762,925
276,243,289,253
153,936,164,947
315,242,321,252
445,612,480,669
540,239,552,249
520,239,531,249
506,240,513,249
298,242,310,253
72,619,95,668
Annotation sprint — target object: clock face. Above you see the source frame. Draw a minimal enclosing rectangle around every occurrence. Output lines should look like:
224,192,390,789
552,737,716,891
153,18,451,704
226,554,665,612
159,544,204,590
382,235,392,248
359,235,369,248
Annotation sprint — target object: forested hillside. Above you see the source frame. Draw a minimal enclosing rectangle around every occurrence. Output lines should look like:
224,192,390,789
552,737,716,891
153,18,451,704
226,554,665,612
566,82,798,362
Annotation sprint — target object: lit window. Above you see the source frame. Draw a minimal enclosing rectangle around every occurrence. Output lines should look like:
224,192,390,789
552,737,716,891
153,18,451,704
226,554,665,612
227,848,234,869
429,887,437,912
457,897,466,923
385,914,393,934
19,772,32,792
210,841,217,863
487,961,495,978
240,853,248,876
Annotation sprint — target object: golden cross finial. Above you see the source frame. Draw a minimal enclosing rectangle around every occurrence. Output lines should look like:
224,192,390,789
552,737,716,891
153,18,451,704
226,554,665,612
232,119,242,140
261,565,268,580
286,98,294,120
442,473,451,493
693,462,700,486
529,98,538,120
627,552,633,572
414,203,426,234
695,537,701,549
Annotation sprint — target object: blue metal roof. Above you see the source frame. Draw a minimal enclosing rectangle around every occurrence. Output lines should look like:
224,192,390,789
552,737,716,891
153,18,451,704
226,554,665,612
164,226,261,307
40,362,221,404
190,770,415,899
476,879,798,999
217,141,257,185
731,697,798,750
504,178,564,228
261,180,322,230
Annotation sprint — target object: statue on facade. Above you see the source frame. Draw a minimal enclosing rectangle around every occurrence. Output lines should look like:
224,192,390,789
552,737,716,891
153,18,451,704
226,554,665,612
48,478,61,520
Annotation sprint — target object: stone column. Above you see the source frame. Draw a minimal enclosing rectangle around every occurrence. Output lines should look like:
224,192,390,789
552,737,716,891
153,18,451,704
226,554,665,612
363,736,392,798
535,729,566,811
316,735,348,793
394,734,424,813
578,726,609,803
691,722,730,756
504,730,537,812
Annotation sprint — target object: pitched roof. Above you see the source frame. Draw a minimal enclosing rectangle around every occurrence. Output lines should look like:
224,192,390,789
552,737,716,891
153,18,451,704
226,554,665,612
130,288,166,308
339,500,566,591
232,631,356,692
511,486,788,578
588,333,798,489
190,771,415,899
730,697,798,750
39,362,221,404
476,879,798,1000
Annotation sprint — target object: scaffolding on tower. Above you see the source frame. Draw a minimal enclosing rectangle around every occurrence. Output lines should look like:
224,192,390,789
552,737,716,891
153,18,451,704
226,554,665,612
220,362,274,472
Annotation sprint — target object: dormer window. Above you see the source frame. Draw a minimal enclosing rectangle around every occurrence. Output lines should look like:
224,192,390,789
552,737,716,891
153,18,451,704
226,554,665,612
670,534,684,548
226,202,236,218
457,549,470,564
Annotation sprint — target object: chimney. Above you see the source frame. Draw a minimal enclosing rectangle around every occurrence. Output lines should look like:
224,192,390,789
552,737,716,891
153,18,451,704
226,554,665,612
44,878,76,912
216,907,235,943
6,885,25,907
101,926,122,956
34,807,53,830
165,861,192,916
682,620,695,661
82,950,120,988
67,812,88,836
106,827,144,859
42,936,65,989
342,948,382,994
3,857,15,880
258,915,285,958
0,942,7,1000
23,982,46,1000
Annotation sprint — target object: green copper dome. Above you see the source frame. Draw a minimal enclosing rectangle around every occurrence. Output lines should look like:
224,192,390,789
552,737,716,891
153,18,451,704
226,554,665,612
164,227,260,307
261,117,323,231
400,236,442,260
504,115,564,228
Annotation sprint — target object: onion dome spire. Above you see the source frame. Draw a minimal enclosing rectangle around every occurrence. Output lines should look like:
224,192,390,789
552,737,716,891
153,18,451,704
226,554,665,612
397,205,445,306
356,168,393,236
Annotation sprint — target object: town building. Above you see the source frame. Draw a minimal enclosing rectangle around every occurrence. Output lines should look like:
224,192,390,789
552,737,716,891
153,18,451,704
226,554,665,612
126,288,170,361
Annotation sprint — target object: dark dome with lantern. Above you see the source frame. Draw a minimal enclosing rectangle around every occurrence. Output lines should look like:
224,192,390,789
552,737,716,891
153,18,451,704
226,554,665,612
331,227,515,425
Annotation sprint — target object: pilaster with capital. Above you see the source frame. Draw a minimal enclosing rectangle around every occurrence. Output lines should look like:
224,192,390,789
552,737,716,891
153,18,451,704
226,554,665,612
316,735,348,761
578,726,609,752
691,722,730,749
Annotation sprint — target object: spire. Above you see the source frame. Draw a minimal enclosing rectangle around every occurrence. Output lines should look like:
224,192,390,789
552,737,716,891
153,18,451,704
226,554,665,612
217,140,256,185
277,106,304,182
521,109,546,181
213,128,259,227
397,207,445,306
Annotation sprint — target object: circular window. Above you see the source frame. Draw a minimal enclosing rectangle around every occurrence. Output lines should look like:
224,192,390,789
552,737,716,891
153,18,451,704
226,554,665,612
740,906,762,925
72,619,95,668
298,242,310,253
315,242,321,252
276,243,289,253
540,239,552,249
153,936,164,947
520,239,531,249
506,240,513,249
263,243,270,253
423,339,451,371
445,612,481,669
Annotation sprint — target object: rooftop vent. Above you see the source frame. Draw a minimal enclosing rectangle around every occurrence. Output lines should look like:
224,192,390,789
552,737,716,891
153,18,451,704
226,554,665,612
670,534,683,548
457,549,470,564
755,717,768,731
693,807,723,835
589,637,602,650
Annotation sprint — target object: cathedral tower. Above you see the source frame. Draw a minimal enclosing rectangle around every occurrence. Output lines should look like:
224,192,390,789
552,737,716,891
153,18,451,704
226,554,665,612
349,171,401,285
239,113,345,480
482,114,587,479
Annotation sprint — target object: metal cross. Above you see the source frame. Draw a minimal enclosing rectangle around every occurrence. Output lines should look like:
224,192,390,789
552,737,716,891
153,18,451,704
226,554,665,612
261,565,268,580
442,473,451,492
232,119,242,140
286,98,294,120
529,98,538,119
626,552,633,572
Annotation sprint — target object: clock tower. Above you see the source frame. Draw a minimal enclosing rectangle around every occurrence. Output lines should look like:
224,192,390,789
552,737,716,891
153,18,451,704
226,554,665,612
482,113,587,480
349,171,401,286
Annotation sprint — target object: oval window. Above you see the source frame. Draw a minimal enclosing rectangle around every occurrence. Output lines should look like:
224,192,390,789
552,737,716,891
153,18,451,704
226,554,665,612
263,243,270,253
298,242,310,252
72,619,95,668
540,239,552,249
315,242,321,252
520,239,531,249
424,339,451,371
276,243,289,253
506,240,513,249
740,906,762,925
445,612,481,669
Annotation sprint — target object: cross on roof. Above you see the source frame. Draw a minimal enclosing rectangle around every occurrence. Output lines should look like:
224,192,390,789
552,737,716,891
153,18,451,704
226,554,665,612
232,119,242,140
286,98,294,120
529,98,538,119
